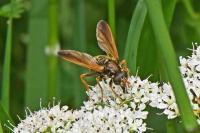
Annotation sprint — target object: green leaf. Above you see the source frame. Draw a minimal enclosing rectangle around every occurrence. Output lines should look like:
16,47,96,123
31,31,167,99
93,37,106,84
162,0,177,27
137,0,177,81
124,0,147,74
158,0,177,81
0,0,24,18
145,0,199,132
136,19,159,81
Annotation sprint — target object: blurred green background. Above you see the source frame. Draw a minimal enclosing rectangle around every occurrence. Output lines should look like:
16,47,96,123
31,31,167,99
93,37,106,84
0,0,200,132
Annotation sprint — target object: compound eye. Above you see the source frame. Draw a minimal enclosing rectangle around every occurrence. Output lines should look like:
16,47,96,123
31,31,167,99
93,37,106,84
107,69,115,76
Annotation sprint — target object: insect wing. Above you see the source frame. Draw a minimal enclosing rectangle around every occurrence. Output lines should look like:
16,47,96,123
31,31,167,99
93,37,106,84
58,50,104,72
96,20,119,60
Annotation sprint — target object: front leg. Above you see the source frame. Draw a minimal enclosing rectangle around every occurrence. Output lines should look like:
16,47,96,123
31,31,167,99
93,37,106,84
119,60,130,76
109,79,123,101
80,72,96,91
119,59,127,67
96,76,104,102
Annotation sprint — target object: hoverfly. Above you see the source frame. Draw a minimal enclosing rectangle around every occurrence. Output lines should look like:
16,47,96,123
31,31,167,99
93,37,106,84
58,20,130,100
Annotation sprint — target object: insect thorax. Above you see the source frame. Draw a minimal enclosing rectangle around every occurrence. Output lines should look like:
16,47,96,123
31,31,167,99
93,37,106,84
95,55,120,76
95,55,110,65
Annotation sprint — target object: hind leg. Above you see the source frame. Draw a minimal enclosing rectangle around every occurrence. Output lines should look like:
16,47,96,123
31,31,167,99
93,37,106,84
80,72,96,91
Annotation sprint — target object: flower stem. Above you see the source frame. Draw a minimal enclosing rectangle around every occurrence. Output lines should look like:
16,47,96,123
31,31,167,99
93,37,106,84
108,0,116,37
47,0,59,100
1,0,14,113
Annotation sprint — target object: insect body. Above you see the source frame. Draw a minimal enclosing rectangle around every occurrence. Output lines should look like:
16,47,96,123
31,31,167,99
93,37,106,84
95,55,128,86
58,20,130,99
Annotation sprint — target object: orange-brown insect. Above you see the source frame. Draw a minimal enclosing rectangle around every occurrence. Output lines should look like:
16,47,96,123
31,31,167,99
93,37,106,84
58,20,130,99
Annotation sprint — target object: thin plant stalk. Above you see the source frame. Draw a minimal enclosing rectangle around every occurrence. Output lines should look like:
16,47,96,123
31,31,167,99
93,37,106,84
73,0,86,107
47,0,59,100
145,0,199,132
108,0,116,36
1,0,14,113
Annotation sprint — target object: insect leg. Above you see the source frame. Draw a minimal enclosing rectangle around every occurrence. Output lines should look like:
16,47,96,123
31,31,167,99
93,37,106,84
96,76,104,102
80,72,97,91
119,60,130,76
109,79,123,101
119,59,127,67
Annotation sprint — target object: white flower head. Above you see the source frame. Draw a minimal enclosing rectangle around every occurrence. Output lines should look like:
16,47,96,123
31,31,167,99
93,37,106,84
13,45,200,132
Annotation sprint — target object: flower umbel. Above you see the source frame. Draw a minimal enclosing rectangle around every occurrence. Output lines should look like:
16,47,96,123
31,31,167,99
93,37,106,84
13,45,200,132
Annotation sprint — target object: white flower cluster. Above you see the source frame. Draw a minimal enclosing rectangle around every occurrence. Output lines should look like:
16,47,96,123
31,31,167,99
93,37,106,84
13,46,200,133
179,46,200,122
13,105,75,132
13,91,148,133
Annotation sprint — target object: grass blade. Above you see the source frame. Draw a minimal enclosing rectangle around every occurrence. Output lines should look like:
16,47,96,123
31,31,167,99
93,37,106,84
108,0,116,36
26,0,48,109
158,0,177,81
136,0,177,81
47,0,59,100
162,0,177,27
145,0,199,132
124,0,147,74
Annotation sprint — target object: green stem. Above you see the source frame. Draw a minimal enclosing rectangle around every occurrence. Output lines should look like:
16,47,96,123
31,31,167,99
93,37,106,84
47,0,59,100
124,0,147,74
145,0,199,132
1,18,13,113
73,0,86,107
108,0,116,36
